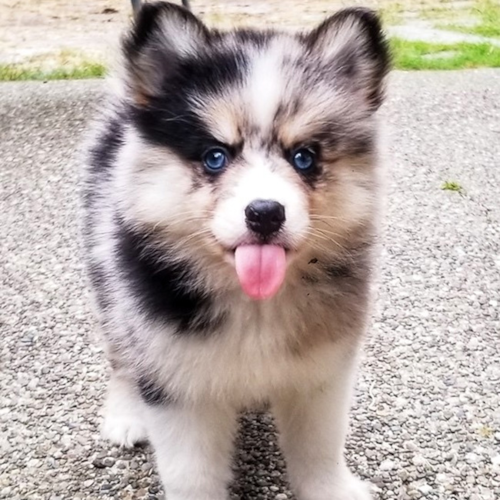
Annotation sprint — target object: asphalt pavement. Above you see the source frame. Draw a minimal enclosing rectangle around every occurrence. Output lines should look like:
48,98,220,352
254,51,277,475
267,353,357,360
1,70,499,500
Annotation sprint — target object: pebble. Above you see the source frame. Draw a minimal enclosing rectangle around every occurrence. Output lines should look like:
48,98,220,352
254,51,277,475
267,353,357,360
380,459,395,471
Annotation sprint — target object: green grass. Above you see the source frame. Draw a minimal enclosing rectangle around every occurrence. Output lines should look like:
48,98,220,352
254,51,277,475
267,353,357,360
0,50,106,81
390,38,500,70
441,181,463,192
1,36,500,81
439,0,500,39
0,61,106,81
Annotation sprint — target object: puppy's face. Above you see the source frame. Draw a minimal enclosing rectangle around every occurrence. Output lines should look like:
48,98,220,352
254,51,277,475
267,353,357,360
117,3,389,298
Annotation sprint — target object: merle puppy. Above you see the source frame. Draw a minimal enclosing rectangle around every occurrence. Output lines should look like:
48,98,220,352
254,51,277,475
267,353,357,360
82,2,390,499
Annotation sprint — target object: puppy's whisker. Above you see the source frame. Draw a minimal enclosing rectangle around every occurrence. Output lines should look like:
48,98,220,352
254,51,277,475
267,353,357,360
310,214,350,222
175,230,214,245
314,229,345,243
306,229,345,251
304,229,343,252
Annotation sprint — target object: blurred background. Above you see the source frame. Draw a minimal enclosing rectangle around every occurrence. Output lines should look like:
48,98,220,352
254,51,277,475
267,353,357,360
1,0,499,78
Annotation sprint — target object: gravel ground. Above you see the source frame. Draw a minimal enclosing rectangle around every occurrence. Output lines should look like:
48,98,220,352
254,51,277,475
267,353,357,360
1,70,500,500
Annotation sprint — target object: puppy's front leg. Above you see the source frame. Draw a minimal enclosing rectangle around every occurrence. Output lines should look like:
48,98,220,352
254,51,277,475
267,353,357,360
145,400,238,500
272,348,371,500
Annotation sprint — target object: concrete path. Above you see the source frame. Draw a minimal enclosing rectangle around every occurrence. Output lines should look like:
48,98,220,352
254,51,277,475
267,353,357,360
1,71,500,500
388,21,500,47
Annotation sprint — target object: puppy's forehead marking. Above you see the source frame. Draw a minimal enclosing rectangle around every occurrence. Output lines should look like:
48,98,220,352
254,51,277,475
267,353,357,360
192,36,306,147
246,39,290,134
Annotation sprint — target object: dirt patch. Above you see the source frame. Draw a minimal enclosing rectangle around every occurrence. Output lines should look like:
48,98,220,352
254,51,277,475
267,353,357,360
0,0,128,63
0,0,472,64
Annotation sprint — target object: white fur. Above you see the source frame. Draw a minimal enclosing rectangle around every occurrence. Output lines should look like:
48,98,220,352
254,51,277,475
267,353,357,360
114,128,195,228
273,353,371,500
102,374,148,447
140,307,360,406
247,42,285,133
93,127,377,499
144,402,237,500
211,151,310,250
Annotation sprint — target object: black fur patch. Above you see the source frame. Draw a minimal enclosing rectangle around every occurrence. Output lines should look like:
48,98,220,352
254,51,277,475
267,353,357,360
87,117,124,176
125,3,249,164
114,218,226,335
325,264,353,279
137,377,174,406
83,117,124,210
87,261,112,312
232,28,274,48
131,47,248,163
82,117,125,315
325,245,372,283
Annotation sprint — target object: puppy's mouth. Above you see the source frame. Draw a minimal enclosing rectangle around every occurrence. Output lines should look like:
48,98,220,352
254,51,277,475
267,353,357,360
224,242,290,301
234,244,287,300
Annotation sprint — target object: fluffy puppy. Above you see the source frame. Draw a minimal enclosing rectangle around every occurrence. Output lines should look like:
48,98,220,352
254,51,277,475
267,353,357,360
82,2,390,499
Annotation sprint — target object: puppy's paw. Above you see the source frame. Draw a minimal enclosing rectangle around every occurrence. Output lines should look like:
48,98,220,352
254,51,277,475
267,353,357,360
331,471,372,500
299,469,372,500
101,410,148,448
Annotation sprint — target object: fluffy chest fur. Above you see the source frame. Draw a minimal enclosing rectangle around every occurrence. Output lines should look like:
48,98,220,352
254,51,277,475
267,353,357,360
91,207,372,405
122,273,369,406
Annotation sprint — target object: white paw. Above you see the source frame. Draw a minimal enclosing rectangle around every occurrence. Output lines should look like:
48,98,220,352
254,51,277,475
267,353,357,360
101,410,148,448
331,471,372,500
298,469,372,500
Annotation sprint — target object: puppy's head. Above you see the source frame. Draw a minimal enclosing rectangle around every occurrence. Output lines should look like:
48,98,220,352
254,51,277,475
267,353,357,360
116,2,390,299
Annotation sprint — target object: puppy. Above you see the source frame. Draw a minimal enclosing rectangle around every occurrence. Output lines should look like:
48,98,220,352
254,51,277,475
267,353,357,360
82,2,390,499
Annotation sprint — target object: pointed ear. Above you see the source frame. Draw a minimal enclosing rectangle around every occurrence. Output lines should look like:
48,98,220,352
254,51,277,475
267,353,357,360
306,8,391,109
121,2,210,106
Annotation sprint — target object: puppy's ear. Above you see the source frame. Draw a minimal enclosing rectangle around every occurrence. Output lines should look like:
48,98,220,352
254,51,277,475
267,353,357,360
122,1,209,106
306,8,391,109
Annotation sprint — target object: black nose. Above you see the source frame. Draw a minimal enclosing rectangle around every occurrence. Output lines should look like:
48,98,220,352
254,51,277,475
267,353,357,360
245,199,286,237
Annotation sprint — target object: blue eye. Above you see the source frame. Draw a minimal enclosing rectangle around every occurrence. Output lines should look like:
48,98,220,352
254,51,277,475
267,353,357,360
203,147,228,172
292,148,316,171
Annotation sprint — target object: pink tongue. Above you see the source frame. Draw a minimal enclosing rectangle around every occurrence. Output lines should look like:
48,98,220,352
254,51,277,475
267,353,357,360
234,245,287,300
